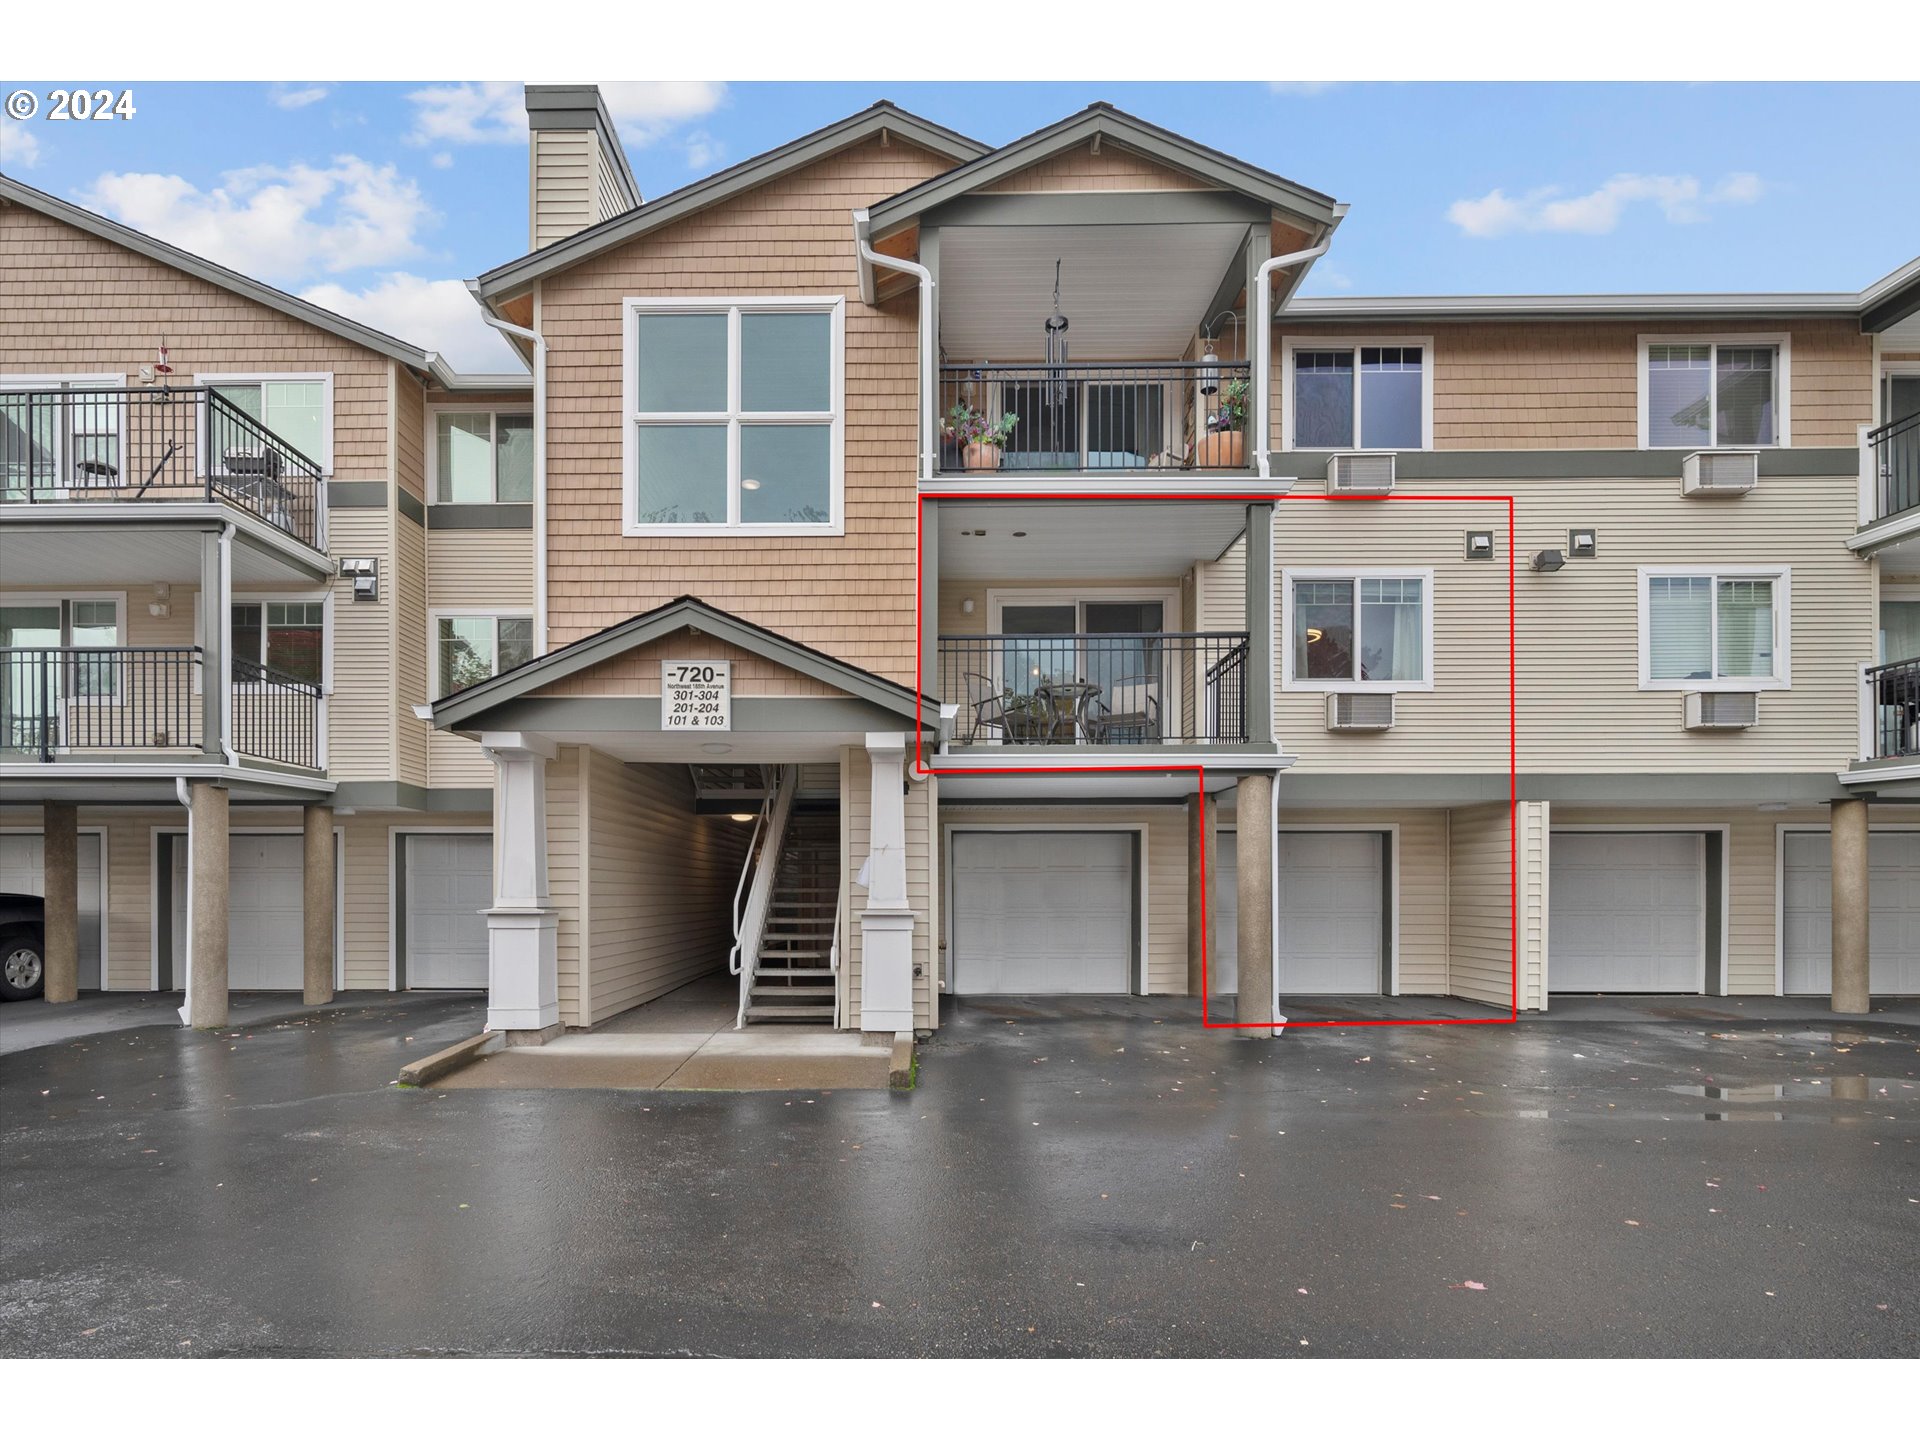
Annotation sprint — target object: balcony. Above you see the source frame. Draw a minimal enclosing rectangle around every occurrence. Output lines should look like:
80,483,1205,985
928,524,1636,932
940,631,1249,746
938,362,1252,475
0,386,324,549
1,645,323,771
1868,655,1920,761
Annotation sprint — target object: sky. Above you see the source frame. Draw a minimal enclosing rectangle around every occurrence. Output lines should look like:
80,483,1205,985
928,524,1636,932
2,80,1916,374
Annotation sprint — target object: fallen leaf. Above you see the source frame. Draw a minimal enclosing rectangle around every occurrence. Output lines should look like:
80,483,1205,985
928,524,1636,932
1452,1281,1488,1291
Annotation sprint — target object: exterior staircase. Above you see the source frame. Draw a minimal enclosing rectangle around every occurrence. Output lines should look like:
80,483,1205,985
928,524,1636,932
743,809,840,1024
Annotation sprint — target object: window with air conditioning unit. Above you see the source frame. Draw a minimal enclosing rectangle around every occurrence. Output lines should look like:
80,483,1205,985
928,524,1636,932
1326,692,1395,731
1638,566,1790,700
1284,570,1434,710
1327,452,1396,495
1683,691,1758,730
1681,450,1758,496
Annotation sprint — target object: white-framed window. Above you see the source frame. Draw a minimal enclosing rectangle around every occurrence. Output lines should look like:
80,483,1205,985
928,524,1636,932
231,601,326,686
1638,566,1791,690
1281,338,1434,451
0,375,127,496
1637,336,1789,449
195,372,335,473
0,592,126,707
433,612,535,697
1281,568,1435,691
621,296,845,535
428,407,534,504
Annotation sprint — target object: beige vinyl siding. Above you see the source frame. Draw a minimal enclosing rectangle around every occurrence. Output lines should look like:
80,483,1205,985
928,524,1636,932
320,507,395,780
393,507,429,787
426,529,537,787
530,128,597,250
979,141,1216,193
1447,801,1529,1010
547,745,584,1024
1520,801,1549,1011
394,364,427,502
1199,537,1248,634
841,747,938,1030
1265,318,1872,452
940,803,1188,995
575,751,752,1027
539,134,956,685
592,137,631,226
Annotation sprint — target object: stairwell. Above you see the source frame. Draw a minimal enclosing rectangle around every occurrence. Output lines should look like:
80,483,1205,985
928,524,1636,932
744,808,840,1024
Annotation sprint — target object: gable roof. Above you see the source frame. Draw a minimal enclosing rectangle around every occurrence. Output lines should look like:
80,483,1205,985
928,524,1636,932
0,172,440,370
863,102,1342,239
472,102,989,303
431,594,939,730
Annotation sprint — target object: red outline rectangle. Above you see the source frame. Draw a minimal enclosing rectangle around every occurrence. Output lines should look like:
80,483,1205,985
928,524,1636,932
914,490,1520,1028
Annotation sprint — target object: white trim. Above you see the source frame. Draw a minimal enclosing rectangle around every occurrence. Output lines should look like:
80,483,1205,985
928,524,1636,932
150,823,344,992
1635,334,1791,450
189,588,333,696
388,824,495,994
1279,566,1437,692
942,822,1149,995
0,822,108,990
1552,823,1729,997
620,295,846,537
192,371,337,475
429,608,537,700
424,400,536,506
1279,336,1435,452
1635,564,1792,691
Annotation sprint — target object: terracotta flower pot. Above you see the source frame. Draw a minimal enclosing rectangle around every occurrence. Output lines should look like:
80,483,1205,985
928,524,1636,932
963,441,1002,472
1195,429,1245,468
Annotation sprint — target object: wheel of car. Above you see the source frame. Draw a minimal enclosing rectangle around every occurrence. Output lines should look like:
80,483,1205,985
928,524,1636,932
0,929,46,1001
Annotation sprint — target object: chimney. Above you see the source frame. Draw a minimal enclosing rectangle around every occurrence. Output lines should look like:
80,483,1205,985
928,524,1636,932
524,85,642,250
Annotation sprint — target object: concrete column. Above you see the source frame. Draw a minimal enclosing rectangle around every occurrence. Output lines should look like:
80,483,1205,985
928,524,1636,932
41,801,80,1003
858,732,915,1035
186,780,230,1029
302,805,334,1006
480,732,558,1037
1186,792,1220,998
1235,772,1275,1032
1830,797,1870,1015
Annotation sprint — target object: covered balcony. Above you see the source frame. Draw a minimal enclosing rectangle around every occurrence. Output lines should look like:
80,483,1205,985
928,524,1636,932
1,385,325,550
1867,654,1920,762
1870,410,1920,525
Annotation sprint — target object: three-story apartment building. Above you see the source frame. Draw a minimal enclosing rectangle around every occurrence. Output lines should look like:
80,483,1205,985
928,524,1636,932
4,87,1914,1038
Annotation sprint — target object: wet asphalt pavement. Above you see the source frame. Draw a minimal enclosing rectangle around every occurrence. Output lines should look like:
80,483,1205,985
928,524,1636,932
1,992,1916,1357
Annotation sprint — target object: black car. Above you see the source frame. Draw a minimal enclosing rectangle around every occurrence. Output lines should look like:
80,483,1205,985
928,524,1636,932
0,893,47,1001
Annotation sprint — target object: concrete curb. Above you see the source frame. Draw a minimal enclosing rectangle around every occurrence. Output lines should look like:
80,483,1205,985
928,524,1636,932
888,1032,915,1090
398,1031,501,1087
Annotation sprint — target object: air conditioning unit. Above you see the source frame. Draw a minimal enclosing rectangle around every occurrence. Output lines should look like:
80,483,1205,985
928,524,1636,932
1327,452,1395,495
1681,450,1758,497
1684,691,1758,730
1326,692,1395,731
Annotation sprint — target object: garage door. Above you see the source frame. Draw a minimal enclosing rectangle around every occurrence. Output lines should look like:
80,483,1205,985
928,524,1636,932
404,833,491,989
1550,832,1704,993
1213,832,1386,995
951,831,1133,994
171,834,304,990
0,832,104,989
1782,831,1920,995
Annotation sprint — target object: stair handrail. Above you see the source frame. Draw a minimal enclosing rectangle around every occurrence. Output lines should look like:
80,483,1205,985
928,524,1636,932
828,896,844,1030
733,763,798,1025
727,765,773,974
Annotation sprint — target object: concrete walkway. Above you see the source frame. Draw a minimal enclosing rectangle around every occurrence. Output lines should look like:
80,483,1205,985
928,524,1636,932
0,988,474,1057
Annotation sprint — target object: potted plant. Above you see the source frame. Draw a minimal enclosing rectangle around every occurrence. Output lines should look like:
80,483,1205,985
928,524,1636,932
944,402,1019,472
1196,377,1248,468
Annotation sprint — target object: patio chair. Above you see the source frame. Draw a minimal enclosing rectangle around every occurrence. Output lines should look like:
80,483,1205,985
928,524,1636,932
963,671,1010,743
1084,675,1162,744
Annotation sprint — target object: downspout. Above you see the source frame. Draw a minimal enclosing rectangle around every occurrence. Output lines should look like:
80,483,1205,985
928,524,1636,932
473,292,550,654
1251,241,1333,480
175,775,194,1027
853,208,937,481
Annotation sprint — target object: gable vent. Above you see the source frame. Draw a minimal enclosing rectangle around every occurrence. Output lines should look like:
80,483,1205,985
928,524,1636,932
1681,450,1759,497
1327,452,1396,496
1325,692,1395,731
1684,691,1758,730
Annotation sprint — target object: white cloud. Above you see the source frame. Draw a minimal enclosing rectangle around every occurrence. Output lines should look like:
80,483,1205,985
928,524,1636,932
407,80,726,149
431,152,454,170
1267,81,1340,96
79,156,434,282
1,117,41,169
300,273,527,375
683,129,724,171
271,84,330,110
599,82,727,145
1448,171,1765,238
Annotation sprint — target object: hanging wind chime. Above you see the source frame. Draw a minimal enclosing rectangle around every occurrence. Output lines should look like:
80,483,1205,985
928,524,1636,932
1044,258,1070,407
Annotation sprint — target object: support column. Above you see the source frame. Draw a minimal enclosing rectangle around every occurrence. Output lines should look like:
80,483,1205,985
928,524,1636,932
480,732,559,1038
1186,792,1220,999
1830,797,1870,1015
41,801,79,1003
858,733,915,1035
302,805,334,1006
186,780,230,1029
199,527,227,758
1235,772,1275,1032
1243,502,1274,745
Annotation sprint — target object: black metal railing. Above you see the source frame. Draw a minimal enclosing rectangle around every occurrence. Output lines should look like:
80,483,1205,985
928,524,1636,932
0,646,322,769
1868,655,1920,760
941,632,1249,745
1872,411,1920,522
0,386,324,547
938,362,1253,473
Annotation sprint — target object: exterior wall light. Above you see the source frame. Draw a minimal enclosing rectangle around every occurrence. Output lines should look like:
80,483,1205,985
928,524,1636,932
339,556,378,601
1568,528,1598,558
1530,549,1567,573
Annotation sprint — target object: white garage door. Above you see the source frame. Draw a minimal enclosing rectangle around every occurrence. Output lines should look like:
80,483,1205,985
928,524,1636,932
404,833,491,989
1550,832,1704,993
171,833,304,990
1213,832,1386,995
951,831,1132,994
1782,831,1920,995
0,832,104,989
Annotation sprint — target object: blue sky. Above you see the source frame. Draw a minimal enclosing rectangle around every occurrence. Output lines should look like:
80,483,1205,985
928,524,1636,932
2,80,1915,373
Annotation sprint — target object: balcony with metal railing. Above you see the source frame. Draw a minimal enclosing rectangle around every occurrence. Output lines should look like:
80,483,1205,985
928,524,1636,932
1,645,323,771
0,386,325,549
1871,411,1920,523
1867,654,1920,762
